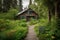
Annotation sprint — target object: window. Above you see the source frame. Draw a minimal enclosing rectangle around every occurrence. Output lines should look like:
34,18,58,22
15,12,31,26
28,10,32,14
21,16,25,19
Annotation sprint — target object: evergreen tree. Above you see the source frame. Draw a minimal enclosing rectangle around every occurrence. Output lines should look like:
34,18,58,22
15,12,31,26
2,0,11,12
11,0,17,8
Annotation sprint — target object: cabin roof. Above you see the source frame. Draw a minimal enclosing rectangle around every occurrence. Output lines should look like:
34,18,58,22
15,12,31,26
16,8,38,16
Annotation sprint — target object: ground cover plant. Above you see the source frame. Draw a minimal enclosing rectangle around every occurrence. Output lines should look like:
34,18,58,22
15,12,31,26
0,0,60,40
34,18,57,40
0,9,28,40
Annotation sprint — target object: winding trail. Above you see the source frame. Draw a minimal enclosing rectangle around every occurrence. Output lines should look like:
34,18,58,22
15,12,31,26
25,25,38,40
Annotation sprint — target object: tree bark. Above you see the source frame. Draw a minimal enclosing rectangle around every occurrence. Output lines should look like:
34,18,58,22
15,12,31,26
0,0,2,11
48,8,51,22
55,1,60,40
28,0,32,7
57,2,60,19
55,2,57,19
19,0,22,12
29,0,32,5
3,0,11,12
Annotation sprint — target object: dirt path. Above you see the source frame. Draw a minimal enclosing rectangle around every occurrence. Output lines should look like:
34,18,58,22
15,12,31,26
24,25,38,40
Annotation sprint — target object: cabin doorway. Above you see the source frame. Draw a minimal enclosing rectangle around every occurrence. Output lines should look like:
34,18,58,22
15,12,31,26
26,16,36,21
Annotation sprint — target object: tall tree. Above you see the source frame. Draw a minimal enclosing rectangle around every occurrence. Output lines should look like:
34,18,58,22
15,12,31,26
29,0,32,5
36,0,55,22
11,0,17,8
19,0,22,11
57,1,60,19
54,1,60,40
29,0,32,8
0,0,1,11
2,0,11,12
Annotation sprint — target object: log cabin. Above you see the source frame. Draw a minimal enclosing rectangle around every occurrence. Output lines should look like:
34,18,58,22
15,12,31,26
16,8,38,21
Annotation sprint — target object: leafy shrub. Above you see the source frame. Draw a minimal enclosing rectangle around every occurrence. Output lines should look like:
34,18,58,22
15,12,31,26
29,19,38,25
14,27,27,40
0,9,18,19
0,19,28,40
0,19,12,31
20,22,27,27
54,19,60,40
0,9,28,40
34,19,56,40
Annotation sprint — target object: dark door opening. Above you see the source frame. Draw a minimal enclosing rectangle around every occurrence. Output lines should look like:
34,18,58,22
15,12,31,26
26,16,36,21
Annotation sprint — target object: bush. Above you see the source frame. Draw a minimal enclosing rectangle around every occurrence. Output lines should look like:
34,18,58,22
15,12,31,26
0,19,28,40
0,9,18,19
0,9,28,40
54,19,60,40
34,18,56,40
29,19,38,25
0,19,12,31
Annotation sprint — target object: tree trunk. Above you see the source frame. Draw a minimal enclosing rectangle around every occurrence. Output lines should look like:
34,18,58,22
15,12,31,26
3,0,11,12
0,0,2,11
55,1,60,40
57,1,60,29
14,0,17,8
55,2,58,19
19,0,22,12
29,0,32,5
28,0,32,7
57,2,60,19
48,8,51,22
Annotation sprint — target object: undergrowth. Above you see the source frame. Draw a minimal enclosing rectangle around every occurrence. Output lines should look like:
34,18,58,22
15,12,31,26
34,18,57,40
0,9,28,40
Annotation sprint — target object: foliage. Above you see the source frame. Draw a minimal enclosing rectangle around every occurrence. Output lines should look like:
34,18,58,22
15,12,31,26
0,9,18,19
0,9,28,40
54,19,60,40
0,0,18,12
0,19,13,31
35,0,55,9
30,1,48,18
29,19,38,25
0,19,28,40
34,18,57,40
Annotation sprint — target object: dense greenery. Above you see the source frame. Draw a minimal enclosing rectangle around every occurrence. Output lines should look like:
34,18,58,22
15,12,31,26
0,9,28,40
0,0,60,40
29,19,38,25
0,20,27,40
34,18,56,40
0,9,18,19
29,0,60,40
